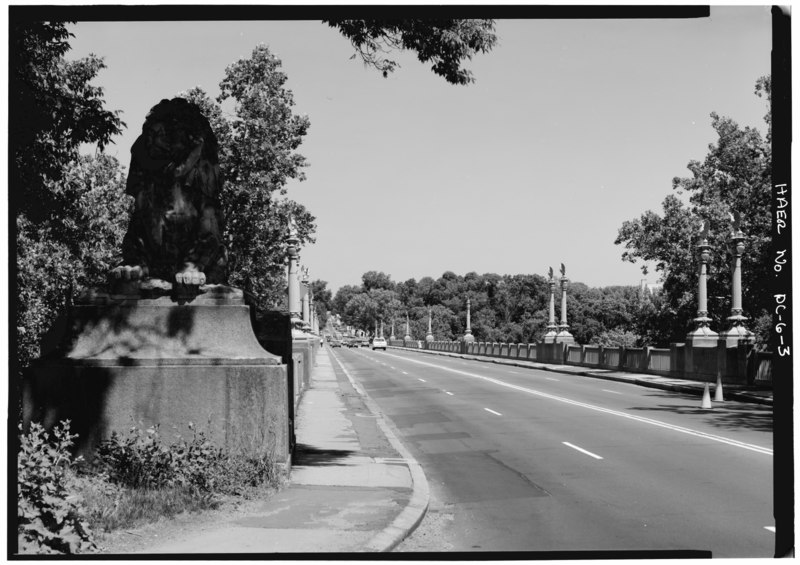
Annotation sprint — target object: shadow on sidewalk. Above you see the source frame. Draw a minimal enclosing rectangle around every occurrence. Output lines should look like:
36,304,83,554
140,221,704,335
293,443,356,466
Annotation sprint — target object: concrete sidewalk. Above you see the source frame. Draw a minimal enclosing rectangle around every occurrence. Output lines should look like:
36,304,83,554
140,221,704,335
137,346,429,554
390,347,773,406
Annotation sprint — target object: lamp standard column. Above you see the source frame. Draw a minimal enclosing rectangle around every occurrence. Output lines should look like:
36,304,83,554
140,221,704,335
544,268,558,343
722,215,754,344
286,217,306,339
301,267,310,327
425,307,434,343
687,224,718,344
464,297,475,343
556,265,575,343
286,218,301,320
404,313,411,342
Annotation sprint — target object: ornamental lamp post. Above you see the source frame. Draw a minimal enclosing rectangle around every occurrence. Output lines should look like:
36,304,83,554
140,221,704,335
404,313,412,342
686,220,718,345
464,296,475,343
426,307,434,343
543,267,558,343
286,217,307,339
555,263,575,344
721,212,754,345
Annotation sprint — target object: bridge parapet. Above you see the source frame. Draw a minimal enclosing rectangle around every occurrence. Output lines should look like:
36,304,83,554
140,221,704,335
388,336,771,387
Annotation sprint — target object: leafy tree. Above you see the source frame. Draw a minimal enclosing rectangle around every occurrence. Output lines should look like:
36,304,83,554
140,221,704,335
310,279,332,328
11,21,123,221
332,285,362,316
590,328,641,348
179,43,315,313
326,19,497,85
362,271,395,291
615,77,771,346
12,20,127,373
342,293,379,333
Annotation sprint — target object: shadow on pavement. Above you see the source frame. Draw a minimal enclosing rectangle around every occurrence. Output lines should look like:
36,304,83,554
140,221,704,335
630,394,773,433
293,443,355,466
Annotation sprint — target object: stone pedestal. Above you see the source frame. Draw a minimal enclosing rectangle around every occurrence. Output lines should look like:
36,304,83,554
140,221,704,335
23,286,290,464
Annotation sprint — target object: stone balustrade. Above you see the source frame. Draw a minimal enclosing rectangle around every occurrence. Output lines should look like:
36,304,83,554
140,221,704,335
387,338,772,386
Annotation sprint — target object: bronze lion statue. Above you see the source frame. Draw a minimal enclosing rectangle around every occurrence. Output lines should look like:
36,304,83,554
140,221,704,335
112,98,227,291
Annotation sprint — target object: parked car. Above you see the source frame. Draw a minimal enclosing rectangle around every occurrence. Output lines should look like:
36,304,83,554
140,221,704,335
371,337,387,351
329,339,342,348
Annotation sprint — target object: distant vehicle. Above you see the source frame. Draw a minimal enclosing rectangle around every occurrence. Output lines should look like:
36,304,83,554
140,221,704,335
371,337,387,351
359,338,370,347
330,339,342,348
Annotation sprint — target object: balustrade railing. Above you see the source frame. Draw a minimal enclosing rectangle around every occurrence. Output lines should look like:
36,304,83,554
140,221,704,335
385,337,770,387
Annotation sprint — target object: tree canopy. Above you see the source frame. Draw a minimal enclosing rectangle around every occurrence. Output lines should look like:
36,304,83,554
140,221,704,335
325,19,497,85
330,270,651,345
12,21,129,371
180,44,316,313
615,76,772,345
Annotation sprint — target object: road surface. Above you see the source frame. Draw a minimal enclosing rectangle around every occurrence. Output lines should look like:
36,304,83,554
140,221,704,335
331,347,774,557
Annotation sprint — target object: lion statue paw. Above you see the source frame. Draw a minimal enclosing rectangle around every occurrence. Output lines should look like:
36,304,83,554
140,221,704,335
175,263,206,287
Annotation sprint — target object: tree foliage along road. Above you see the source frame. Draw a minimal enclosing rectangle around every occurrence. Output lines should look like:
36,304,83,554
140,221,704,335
12,20,128,371
615,76,772,346
179,44,315,314
331,271,655,346
12,18,498,376
325,19,497,85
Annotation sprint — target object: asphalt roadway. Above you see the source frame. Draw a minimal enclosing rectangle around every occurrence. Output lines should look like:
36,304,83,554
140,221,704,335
333,346,774,558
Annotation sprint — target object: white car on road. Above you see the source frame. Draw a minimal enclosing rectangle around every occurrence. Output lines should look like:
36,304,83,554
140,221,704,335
371,337,387,351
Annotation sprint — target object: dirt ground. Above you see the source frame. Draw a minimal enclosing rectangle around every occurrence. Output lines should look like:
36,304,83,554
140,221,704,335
91,488,280,555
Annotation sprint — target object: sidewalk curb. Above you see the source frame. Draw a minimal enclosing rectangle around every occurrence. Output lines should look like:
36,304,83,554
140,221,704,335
328,349,430,552
389,347,773,407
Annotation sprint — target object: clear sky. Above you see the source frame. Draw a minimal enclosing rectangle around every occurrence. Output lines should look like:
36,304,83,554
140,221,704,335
68,6,772,294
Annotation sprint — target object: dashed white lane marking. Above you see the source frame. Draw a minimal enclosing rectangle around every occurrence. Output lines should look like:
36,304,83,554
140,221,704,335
764,526,776,533
509,370,520,374
402,371,408,375
484,408,502,416
418,378,426,383
384,352,773,456
563,442,603,460
445,391,454,396
602,389,622,394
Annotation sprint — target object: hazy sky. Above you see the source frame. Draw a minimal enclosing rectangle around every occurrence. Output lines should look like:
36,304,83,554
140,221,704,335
68,7,772,294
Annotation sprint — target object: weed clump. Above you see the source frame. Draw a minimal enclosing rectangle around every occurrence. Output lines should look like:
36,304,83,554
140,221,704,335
17,421,96,554
18,421,280,554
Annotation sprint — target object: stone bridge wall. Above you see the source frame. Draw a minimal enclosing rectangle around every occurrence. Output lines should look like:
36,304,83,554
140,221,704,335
389,338,772,386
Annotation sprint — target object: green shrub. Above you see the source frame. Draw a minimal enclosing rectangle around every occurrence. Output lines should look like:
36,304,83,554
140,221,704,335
93,423,220,493
94,423,278,496
17,421,96,554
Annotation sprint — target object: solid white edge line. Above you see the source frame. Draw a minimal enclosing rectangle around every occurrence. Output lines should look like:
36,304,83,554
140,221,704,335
563,441,604,460
602,389,622,394
384,351,773,456
484,408,502,416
